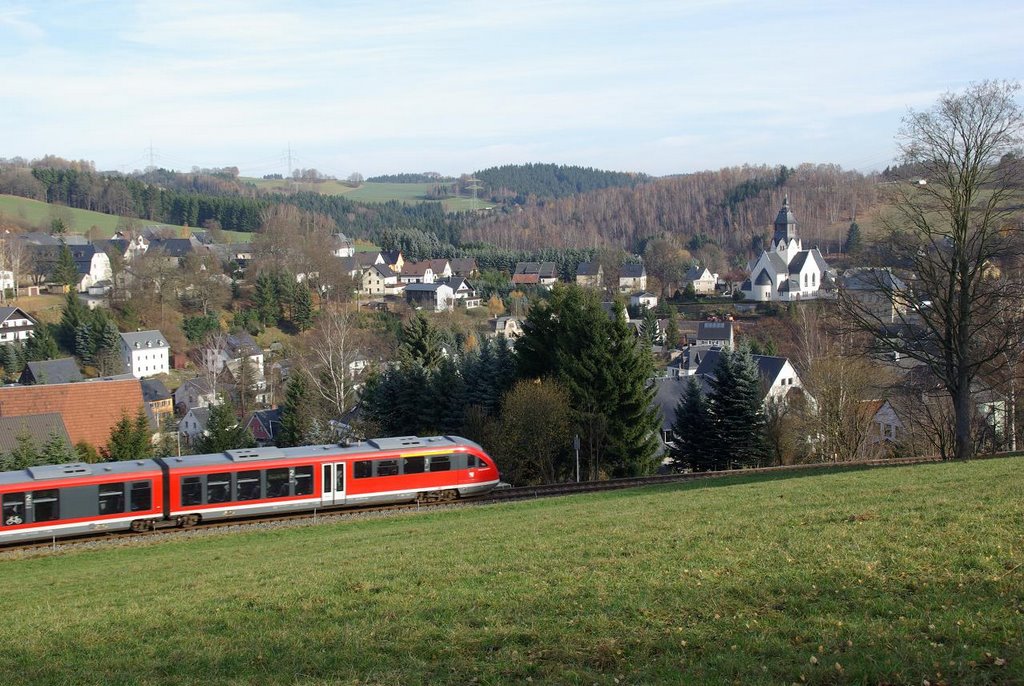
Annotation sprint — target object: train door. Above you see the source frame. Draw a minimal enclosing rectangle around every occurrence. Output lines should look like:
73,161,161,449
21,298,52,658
320,463,347,507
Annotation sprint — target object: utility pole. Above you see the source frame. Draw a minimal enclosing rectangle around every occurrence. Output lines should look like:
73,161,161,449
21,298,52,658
573,434,581,483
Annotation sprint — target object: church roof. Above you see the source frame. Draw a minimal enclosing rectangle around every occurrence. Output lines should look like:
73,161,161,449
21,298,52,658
754,269,772,286
774,197,797,228
768,251,788,274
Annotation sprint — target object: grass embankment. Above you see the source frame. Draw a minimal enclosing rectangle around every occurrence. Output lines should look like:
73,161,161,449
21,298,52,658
0,459,1021,684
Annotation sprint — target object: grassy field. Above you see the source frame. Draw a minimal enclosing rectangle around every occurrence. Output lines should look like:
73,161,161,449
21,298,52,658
0,195,254,242
0,459,1021,684
244,178,489,212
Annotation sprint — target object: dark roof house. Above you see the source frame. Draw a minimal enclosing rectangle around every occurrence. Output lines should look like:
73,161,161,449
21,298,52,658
19,358,83,386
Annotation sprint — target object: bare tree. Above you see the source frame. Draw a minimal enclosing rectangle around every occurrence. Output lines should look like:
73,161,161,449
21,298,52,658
839,81,1024,460
0,237,27,302
303,305,357,419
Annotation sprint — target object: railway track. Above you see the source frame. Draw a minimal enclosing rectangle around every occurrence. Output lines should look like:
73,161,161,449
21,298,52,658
3,451,1016,557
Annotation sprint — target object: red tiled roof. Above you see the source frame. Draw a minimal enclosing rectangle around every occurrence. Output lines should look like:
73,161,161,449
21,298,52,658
0,378,146,450
512,273,540,284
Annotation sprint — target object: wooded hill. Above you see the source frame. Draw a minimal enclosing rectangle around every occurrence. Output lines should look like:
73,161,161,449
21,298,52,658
472,162,650,200
464,163,881,268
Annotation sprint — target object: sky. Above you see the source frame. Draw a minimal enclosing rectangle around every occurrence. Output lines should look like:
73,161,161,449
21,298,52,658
1,1,1021,179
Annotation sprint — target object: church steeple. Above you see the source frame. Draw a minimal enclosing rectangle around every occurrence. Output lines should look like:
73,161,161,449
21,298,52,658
773,195,798,245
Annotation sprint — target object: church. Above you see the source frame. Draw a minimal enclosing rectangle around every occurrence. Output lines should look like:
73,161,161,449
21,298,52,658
742,197,829,302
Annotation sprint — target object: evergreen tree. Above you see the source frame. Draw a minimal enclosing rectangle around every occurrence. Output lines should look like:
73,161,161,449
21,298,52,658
24,326,58,362
706,346,767,469
41,431,77,465
664,310,682,350
197,403,255,453
234,356,260,416
0,428,41,471
74,322,95,363
102,410,153,461
277,374,314,448
844,221,862,255
59,292,89,351
399,313,443,371
94,318,124,375
640,307,660,347
671,377,714,471
291,283,315,332
253,272,279,326
53,242,78,288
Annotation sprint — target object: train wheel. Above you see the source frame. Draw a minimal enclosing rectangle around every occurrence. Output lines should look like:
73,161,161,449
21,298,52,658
178,514,201,528
442,489,458,502
129,520,153,533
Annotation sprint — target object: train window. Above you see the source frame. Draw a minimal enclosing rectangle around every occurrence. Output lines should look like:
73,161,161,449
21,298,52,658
98,483,125,515
429,455,451,472
130,482,152,512
375,460,399,477
294,467,313,496
467,455,481,468
207,473,231,504
403,456,425,474
32,490,60,522
336,466,344,491
236,471,261,501
353,461,372,479
323,465,333,493
266,468,290,498
182,477,203,506
2,492,25,526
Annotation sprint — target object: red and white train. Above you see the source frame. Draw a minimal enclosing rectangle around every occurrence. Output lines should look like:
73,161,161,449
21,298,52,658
0,435,499,544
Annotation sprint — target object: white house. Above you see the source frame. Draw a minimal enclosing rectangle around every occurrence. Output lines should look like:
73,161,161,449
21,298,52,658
0,307,36,345
361,264,403,296
683,265,717,295
695,321,734,348
693,348,804,402
489,316,524,341
399,262,435,285
405,283,455,312
202,332,264,377
174,377,218,412
446,277,481,308
630,291,658,310
331,233,355,258
619,263,647,293
742,197,829,302
119,330,169,378
178,407,211,447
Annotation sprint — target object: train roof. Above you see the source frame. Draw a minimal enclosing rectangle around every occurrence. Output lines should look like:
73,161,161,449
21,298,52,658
0,459,162,487
159,435,485,470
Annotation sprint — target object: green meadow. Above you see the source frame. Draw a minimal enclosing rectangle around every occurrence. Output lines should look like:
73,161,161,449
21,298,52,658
0,458,1021,685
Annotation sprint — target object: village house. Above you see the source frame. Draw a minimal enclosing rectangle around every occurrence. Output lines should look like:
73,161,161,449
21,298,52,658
147,237,205,266
838,267,910,324
0,376,147,452
178,407,211,447
119,330,169,379
141,378,174,427
575,262,603,288
618,263,647,293
742,197,829,302
489,316,524,341
449,257,479,277
360,263,404,296
201,332,264,377
405,283,455,312
684,265,718,295
426,259,453,280
19,358,83,385
331,232,354,258
244,408,283,447
629,292,658,310
173,377,218,413
695,321,734,348
0,307,36,345
513,262,559,288
0,413,73,456
446,277,482,308
399,261,435,285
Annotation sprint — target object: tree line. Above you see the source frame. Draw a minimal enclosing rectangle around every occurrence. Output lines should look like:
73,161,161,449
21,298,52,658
472,163,650,201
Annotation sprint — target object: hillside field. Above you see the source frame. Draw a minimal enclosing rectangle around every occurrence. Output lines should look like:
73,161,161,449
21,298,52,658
0,195,253,242
0,459,1021,684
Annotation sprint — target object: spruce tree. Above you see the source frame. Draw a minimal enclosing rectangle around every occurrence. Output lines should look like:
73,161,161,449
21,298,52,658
53,242,79,289
74,322,95,363
399,313,443,371
41,431,77,465
253,273,279,326
277,374,314,448
59,292,88,351
640,306,660,347
707,346,766,469
664,310,682,349
845,221,862,255
24,326,58,362
102,410,153,461
671,377,714,471
291,283,315,332
0,428,41,470
197,403,255,453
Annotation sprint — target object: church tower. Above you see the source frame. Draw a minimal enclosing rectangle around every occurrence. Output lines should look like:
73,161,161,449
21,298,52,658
772,196,802,264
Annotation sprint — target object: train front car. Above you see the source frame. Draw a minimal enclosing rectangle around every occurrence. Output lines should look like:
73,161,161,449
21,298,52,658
0,460,164,544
